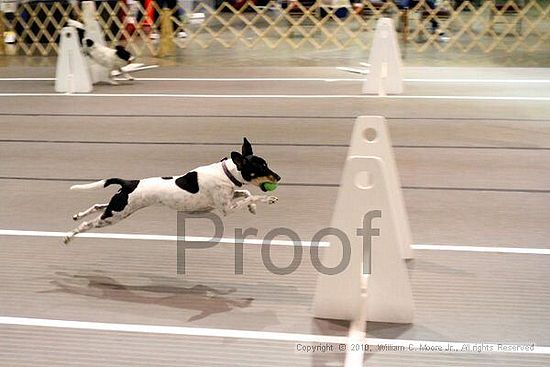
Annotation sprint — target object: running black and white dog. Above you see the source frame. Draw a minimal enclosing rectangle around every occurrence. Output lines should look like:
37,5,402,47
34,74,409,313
82,39,135,84
68,19,135,84
64,138,281,244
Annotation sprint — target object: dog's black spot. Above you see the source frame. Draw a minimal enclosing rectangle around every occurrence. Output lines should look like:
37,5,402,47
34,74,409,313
102,192,128,219
175,171,199,194
115,45,133,62
85,39,94,48
104,178,139,192
162,176,173,180
101,178,140,219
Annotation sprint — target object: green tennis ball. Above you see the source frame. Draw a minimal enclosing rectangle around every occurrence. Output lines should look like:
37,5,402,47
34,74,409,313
261,182,278,191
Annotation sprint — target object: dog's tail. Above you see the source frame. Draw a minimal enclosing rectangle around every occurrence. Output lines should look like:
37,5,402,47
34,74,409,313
70,179,107,191
70,178,136,191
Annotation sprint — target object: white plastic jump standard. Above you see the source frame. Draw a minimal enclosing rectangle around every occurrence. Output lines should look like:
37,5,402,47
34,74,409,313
363,18,403,95
81,1,106,46
55,27,92,93
81,1,111,84
313,116,414,324
349,116,414,260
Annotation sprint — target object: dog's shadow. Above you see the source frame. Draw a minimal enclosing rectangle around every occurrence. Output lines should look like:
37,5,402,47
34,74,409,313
43,271,253,322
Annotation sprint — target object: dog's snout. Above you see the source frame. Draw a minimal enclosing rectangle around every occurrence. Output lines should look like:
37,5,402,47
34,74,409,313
273,173,281,182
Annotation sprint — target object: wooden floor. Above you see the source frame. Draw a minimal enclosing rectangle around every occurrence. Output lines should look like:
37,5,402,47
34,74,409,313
1,66,550,366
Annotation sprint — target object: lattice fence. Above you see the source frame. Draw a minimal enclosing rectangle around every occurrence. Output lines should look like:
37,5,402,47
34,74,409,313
1,0,549,56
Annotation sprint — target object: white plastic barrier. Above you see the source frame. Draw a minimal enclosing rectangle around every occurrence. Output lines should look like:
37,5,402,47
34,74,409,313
363,18,403,95
81,1,111,84
313,116,414,324
81,1,106,46
348,116,413,260
55,27,93,93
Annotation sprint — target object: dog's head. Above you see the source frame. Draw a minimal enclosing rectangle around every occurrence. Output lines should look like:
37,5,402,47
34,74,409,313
231,138,281,192
115,45,135,63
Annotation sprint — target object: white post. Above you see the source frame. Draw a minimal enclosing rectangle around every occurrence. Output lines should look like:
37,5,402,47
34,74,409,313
81,1,110,84
81,0,106,46
363,18,403,95
55,27,92,93
312,116,414,324
348,116,414,259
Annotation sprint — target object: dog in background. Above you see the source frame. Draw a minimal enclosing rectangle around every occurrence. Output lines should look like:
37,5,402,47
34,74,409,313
68,19,135,84
64,138,281,244
82,39,135,84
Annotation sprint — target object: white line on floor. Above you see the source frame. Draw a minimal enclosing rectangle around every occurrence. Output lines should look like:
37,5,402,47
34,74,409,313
403,78,550,84
406,78,550,83
0,77,355,82
1,229,550,255
344,277,368,367
0,229,328,247
412,244,550,255
2,77,550,83
1,316,549,355
0,316,346,343
0,78,55,81
0,93,549,101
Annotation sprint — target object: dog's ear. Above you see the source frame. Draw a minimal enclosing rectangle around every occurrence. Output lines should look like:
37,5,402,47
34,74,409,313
242,137,253,157
231,152,244,170
76,28,85,44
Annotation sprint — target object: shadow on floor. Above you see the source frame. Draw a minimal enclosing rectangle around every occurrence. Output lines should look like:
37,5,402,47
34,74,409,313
43,271,254,322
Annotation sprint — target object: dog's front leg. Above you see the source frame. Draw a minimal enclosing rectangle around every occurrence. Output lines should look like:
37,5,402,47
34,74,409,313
216,202,233,217
212,190,236,217
232,190,257,214
232,190,251,199
230,195,278,212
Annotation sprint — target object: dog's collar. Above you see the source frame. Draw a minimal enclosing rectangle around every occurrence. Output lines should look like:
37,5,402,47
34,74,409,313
222,159,243,187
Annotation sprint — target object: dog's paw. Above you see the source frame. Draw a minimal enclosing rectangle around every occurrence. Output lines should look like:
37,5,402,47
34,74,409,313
248,204,257,215
72,214,79,221
267,196,278,204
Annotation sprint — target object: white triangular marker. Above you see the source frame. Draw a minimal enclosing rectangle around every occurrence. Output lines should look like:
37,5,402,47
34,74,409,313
81,1,110,84
313,116,414,323
55,27,92,93
81,1,106,46
348,116,413,259
363,18,403,95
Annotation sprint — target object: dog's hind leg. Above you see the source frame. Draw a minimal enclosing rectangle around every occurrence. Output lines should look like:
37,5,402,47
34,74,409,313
64,201,143,244
72,203,108,221
63,213,120,245
64,216,101,245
